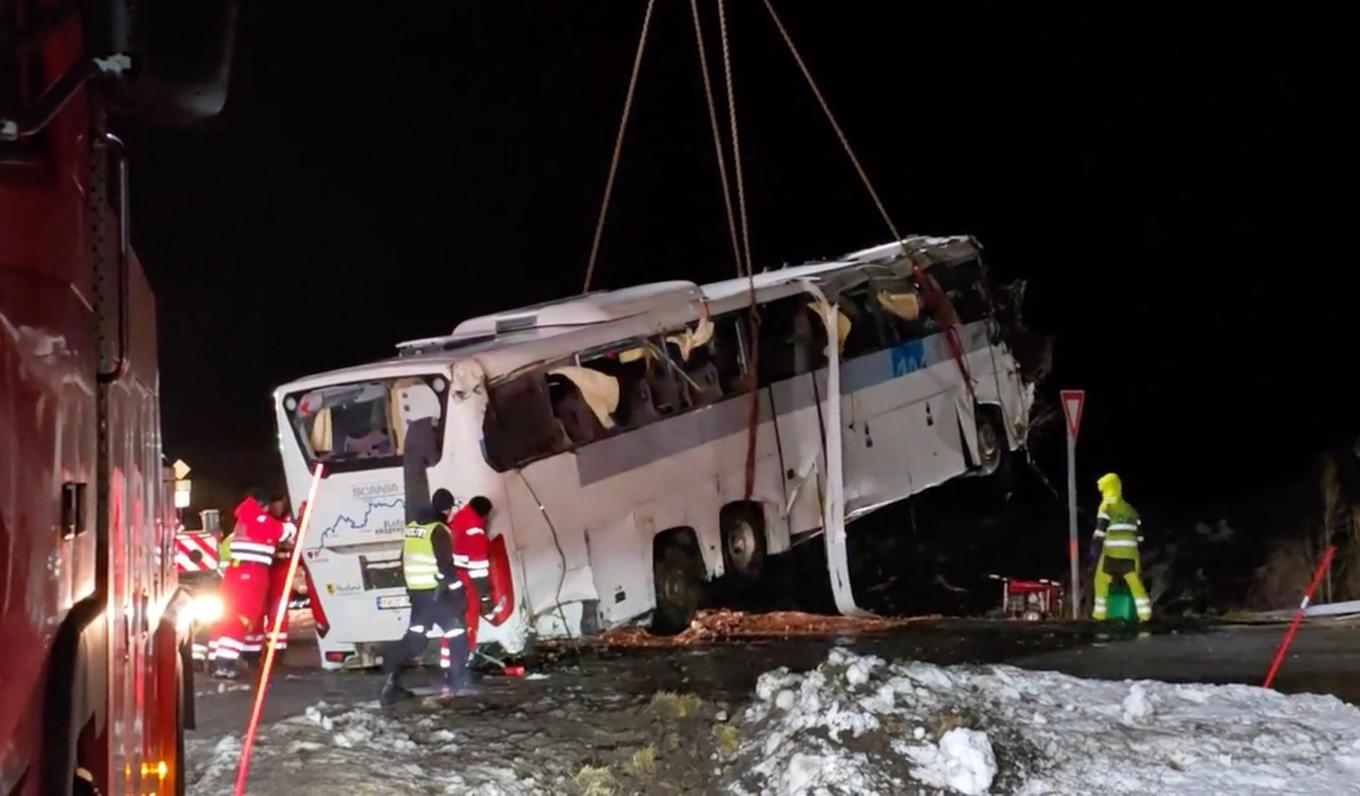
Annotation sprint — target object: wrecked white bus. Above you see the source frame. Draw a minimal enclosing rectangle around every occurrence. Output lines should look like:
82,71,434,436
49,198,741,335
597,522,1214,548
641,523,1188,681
274,237,1032,668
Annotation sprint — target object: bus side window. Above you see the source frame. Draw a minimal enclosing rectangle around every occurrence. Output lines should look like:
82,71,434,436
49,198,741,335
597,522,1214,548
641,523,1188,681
645,335,685,415
842,289,889,359
797,303,829,374
707,312,749,398
875,283,927,343
573,344,649,429
483,373,569,470
930,259,989,324
547,373,606,446
757,296,827,386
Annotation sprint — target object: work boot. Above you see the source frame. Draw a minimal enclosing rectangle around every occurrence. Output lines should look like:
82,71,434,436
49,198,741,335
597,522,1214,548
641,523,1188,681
379,673,414,707
437,682,484,702
210,659,239,680
457,681,486,697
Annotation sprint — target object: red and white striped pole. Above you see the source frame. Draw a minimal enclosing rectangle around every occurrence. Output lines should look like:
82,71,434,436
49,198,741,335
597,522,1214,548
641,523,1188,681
1262,544,1335,689
234,463,325,795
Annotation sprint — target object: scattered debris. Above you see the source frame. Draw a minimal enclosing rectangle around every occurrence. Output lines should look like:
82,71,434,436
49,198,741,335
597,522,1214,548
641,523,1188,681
597,609,930,647
571,764,616,796
712,724,740,758
650,691,702,719
623,745,656,777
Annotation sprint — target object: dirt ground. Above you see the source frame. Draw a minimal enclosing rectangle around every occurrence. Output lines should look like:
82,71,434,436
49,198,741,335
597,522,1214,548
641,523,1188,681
185,612,1360,794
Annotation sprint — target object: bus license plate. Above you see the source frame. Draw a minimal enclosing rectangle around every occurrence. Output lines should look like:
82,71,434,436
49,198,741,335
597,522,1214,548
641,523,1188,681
376,594,410,610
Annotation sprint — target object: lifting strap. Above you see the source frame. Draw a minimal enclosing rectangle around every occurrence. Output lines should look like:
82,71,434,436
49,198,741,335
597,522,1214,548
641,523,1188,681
914,263,978,407
698,0,761,500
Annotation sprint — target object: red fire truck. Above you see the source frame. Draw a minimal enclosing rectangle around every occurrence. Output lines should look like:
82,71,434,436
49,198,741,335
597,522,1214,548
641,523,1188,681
1,2,234,793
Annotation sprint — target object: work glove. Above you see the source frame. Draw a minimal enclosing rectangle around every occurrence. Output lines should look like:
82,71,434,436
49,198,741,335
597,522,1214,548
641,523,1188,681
478,591,495,617
1087,537,1102,566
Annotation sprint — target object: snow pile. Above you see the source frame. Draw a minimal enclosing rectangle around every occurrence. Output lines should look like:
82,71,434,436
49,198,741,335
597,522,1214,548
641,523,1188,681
727,649,1360,795
901,727,996,795
186,701,538,795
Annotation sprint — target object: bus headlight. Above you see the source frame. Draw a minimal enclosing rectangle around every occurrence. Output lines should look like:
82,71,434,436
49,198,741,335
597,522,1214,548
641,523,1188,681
192,593,225,625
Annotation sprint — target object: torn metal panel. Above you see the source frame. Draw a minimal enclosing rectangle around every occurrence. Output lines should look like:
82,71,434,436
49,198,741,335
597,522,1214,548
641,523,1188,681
666,317,715,361
801,278,873,618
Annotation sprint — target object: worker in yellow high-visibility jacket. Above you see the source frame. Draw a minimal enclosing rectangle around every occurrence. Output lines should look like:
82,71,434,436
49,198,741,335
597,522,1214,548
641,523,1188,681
1090,473,1152,621
217,527,232,572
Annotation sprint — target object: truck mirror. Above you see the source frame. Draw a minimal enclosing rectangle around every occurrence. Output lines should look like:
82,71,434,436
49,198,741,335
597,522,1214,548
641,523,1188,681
114,0,238,123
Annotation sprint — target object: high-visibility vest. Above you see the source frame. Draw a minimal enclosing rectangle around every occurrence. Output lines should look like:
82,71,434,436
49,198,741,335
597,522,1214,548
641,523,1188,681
402,521,449,591
218,533,233,571
1098,500,1142,562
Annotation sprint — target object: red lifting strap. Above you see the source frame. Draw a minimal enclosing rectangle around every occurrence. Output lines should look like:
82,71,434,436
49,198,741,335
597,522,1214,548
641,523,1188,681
914,263,977,406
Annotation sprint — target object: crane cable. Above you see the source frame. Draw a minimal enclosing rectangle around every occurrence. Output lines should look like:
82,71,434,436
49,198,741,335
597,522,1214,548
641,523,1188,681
688,0,743,281
759,0,902,246
716,0,754,283
711,0,764,501
761,0,977,405
582,0,657,294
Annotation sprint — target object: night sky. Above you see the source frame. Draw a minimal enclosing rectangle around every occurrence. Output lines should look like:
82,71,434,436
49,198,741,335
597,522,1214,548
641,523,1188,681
125,3,1358,520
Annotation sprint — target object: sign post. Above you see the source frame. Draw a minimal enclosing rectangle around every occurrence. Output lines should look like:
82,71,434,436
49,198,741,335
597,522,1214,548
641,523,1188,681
1060,390,1086,620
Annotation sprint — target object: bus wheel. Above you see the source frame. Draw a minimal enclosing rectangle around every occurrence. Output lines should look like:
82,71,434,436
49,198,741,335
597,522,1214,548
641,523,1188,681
721,505,767,580
650,539,701,635
973,408,1005,477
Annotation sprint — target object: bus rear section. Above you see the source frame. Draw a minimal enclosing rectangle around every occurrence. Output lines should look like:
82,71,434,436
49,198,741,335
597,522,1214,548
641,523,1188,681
275,366,527,669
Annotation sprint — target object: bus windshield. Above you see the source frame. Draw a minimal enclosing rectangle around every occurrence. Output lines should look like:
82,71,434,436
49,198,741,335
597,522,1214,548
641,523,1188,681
283,375,448,471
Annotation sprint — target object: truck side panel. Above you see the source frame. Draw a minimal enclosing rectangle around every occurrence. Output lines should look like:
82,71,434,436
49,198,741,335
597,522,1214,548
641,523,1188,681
0,14,98,786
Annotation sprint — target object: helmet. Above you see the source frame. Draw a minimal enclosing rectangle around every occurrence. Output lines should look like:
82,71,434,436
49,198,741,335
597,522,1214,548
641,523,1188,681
431,488,456,516
1097,473,1122,502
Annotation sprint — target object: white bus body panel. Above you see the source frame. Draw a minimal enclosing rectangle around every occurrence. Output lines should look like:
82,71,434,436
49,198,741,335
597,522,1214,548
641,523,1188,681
273,238,1033,658
279,319,1028,656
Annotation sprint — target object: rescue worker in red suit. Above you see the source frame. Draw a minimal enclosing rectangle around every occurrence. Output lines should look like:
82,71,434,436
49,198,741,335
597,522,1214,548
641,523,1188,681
440,494,500,676
210,490,294,679
245,509,298,659
380,491,495,706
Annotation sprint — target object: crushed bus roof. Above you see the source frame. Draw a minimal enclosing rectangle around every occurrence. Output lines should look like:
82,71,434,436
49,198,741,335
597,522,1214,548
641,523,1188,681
276,236,979,395
453,280,703,338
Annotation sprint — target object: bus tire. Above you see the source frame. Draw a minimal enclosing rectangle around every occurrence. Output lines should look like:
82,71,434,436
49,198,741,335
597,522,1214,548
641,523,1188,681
650,538,701,635
721,504,767,580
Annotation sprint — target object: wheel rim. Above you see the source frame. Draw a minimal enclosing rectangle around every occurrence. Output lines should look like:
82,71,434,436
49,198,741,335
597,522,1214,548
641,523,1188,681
660,561,691,606
663,570,683,603
726,520,757,570
978,420,1000,468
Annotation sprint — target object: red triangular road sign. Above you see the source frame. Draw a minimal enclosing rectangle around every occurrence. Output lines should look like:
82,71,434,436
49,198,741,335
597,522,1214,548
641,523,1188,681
1060,389,1085,440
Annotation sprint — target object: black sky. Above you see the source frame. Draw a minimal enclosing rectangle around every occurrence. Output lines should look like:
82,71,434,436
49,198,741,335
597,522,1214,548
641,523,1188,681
125,2,1359,515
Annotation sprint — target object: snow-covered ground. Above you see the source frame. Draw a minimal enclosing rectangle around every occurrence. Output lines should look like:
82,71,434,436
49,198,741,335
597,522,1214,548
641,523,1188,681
188,645,1360,795
726,649,1360,794
188,701,544,795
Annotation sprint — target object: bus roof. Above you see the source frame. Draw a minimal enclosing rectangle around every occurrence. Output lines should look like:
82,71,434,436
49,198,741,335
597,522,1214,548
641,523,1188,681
274,235,979,395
